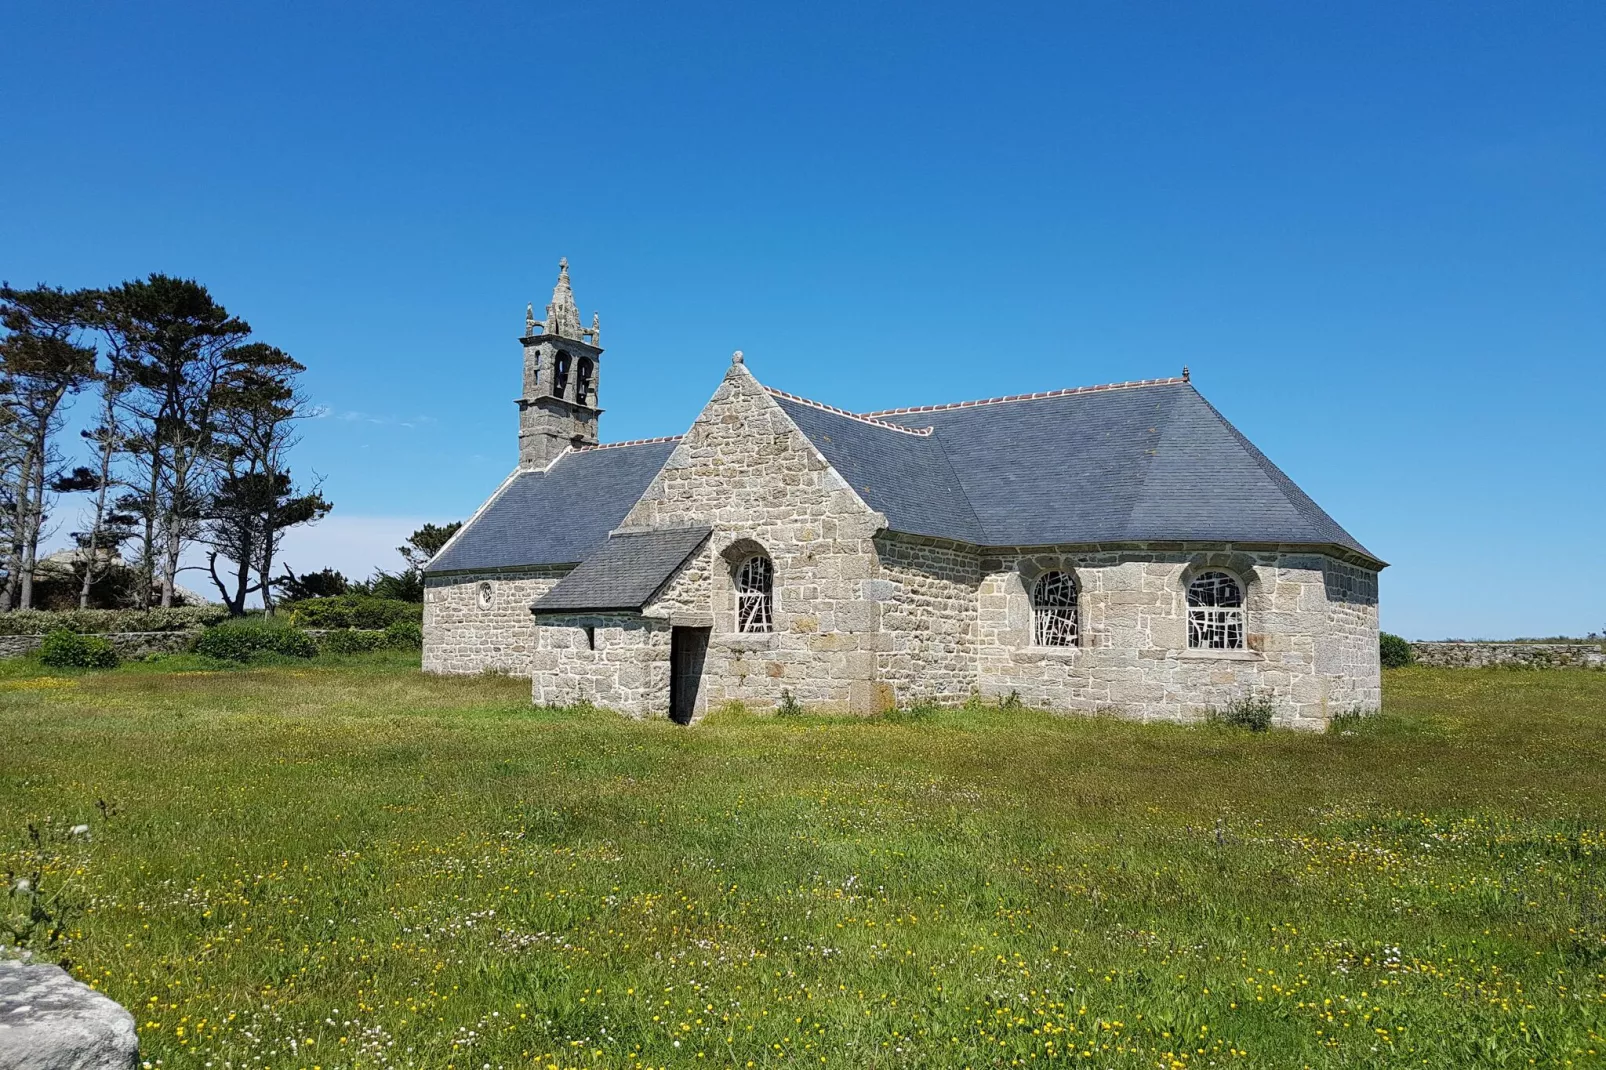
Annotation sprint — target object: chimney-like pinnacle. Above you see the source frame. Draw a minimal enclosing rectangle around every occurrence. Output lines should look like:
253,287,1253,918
542,258,585,341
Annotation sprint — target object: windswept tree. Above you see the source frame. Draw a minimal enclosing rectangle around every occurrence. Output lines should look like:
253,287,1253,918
399,521,461,571
68,291,142,608
202,344,329,614
103,275,251,607
0,284,99,609
271,565,348,602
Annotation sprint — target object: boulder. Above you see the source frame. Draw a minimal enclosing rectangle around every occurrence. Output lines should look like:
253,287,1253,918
0,959,138,1070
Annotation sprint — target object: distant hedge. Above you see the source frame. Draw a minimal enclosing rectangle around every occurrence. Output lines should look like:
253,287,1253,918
0,607,228,635
39,628,121,669
1380,632,1415,668
318,620,423,654
288,596,422,630
194,619,318,662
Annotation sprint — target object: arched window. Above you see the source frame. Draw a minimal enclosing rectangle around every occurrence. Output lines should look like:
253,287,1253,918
575,357,594,405
735,555,774,633
1032,570,1078,647
553,350,571,398
1188,571,1245,649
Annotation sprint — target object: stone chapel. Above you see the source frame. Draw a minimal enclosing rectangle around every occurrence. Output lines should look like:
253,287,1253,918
422,260,1383,728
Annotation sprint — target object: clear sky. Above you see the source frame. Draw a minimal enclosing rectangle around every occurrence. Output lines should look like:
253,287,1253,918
3,2,1603,639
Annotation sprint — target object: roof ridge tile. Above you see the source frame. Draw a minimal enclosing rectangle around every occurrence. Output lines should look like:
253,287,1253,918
574,434,684,452
764,387,935,436
861,376,1186,418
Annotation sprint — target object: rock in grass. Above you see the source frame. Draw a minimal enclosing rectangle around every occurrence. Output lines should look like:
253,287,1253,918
0,959,138,1070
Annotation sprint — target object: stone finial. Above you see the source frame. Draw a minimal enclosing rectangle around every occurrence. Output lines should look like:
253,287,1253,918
731,350,744,365
525,303,537,336
586,311,601,346
543,257,585,341
1182,365,1190,382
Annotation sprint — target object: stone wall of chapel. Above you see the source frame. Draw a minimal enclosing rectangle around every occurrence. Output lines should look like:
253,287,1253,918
642,541,714,622
527,545,712,720
614,365,889,714
1317,557,1382,713
975,549,1380,729
423,568,568,675
872,534,980,705
530,613,669,713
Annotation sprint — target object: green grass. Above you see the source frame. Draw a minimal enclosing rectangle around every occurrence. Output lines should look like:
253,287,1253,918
2,659,1604,1069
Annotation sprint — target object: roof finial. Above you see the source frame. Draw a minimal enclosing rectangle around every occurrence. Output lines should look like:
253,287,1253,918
1182,365,1190,382
731,349,744,365
543,257,584,340
525,303,537,336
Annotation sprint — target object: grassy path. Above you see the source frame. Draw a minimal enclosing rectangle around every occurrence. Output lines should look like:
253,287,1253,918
1,657,1603,1068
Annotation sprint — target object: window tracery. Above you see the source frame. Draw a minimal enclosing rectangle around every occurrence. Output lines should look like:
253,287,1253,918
735,555,774,633
1032,570,1079,647
1187,570,1245,649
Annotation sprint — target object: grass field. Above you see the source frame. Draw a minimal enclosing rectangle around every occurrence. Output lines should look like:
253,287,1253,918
2,655,1604,1069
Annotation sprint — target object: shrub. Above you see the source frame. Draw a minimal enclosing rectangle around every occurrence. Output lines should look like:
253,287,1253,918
288,596,421,630
775,688,803,717
382,620,423,650
194,620,317,662
1210,694,1275,732
38,629,120,670
319,628,385,655
0,607,227,636
1380,632,1414,668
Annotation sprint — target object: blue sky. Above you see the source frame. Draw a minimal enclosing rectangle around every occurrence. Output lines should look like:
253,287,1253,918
3,1,1602,638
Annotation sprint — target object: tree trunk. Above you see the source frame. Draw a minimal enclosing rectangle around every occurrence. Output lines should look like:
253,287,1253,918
161,524,179,608
1,450,38,612
78,385,122,609
18,424,51,611
137,458,160,610
257,507,276,615
205,551,253,616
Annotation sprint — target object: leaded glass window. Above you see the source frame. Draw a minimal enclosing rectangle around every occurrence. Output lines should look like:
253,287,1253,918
1187,571,1245,650
736,555,774,633
1032,571,1079,647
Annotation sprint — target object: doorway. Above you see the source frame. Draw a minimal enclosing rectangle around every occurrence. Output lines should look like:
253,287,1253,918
669,626,710,725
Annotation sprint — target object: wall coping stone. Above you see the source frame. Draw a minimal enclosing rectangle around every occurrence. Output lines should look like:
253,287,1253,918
1411,641,1604,669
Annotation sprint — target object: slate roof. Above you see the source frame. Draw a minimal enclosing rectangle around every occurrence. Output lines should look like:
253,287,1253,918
531,527,712,613
770,395,987,544
424,439,679,573
431,373,1378,577
778,379,1378,564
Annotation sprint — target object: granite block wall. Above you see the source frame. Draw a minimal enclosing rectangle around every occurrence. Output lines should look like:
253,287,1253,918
597,362,892,717
423,567,569,674
1412,642,1604,669
974,548,1379,729
872,534,979,705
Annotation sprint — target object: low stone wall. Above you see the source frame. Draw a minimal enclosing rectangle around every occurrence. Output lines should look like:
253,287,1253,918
0,629,201,659
1412,642,1605,669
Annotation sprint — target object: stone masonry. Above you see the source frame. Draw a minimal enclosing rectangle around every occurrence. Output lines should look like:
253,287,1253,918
424,566,569,675
535,363,893,718
1412,642,1604,670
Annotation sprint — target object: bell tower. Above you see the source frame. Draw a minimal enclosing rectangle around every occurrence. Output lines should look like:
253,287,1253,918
517,258,603,469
